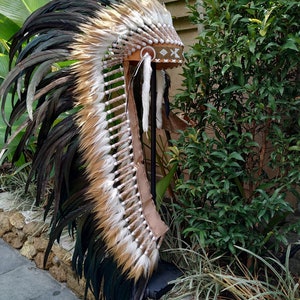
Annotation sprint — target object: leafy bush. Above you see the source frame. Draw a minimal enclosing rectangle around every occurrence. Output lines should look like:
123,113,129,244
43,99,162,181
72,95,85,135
171,0,300,256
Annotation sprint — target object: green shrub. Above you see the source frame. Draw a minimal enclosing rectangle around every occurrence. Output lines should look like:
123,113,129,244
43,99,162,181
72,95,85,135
171,0,300,256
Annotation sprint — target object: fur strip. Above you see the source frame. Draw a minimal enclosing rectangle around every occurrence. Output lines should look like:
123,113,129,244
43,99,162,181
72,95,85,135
142,53,152,132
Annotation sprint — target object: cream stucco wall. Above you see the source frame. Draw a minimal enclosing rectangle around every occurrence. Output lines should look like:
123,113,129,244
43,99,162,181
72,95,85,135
160,0,199,97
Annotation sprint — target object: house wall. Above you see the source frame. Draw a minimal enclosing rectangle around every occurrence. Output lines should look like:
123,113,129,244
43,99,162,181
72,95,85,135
160,0,199,97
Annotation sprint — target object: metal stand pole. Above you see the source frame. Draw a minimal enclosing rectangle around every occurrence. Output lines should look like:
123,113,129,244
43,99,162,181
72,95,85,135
151,62,157,202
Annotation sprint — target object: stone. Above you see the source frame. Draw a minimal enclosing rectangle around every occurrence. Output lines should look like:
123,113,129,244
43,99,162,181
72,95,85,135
52,244,72,263
23,221,47,237
66,270,86,297
12,228,26,248
33,236,49,252
65,268,94,300
2,231,24,249
12,227,26,240
52,255,61,266
34,251,45,269
49,265,67,282
0,213,12,237
25,235,34,246
9,212,25,229
34,251,53,270
0,207,88,298
20,240,37,259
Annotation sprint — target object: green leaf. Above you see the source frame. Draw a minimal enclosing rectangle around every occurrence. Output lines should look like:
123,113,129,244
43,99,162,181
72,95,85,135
221,64,230,75
0,13,20,40
23,0,48,13
221,85,241,94
229,152,244,161
259,29,267,37
0,0,30,26
0,53,9,78
199,230,206,246
248,18,262,25
155,163,178,207
0,0,48,27
281,39,299,52
207,189,216,199
249,40,256,54
289,145,300,151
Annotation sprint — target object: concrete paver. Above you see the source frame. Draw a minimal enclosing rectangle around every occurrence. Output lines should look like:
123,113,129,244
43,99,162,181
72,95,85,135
0,239,79,300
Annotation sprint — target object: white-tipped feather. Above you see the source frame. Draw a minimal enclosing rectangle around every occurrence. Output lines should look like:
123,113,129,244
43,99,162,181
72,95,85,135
156,70,165,129
142,53,152,132
137,253,151,276
149,248,160,269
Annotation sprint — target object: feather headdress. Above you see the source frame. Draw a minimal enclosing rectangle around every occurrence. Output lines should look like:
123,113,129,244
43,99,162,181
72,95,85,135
0,0,183,299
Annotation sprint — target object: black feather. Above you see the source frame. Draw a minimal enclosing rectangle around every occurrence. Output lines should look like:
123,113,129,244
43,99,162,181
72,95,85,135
0,1,156,300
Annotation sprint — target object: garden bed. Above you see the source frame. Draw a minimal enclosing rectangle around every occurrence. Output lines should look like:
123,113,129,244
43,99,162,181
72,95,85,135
0,191,93,300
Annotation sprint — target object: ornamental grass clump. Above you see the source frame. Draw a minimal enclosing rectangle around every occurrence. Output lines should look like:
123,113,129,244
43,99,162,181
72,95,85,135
163,244,300,300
